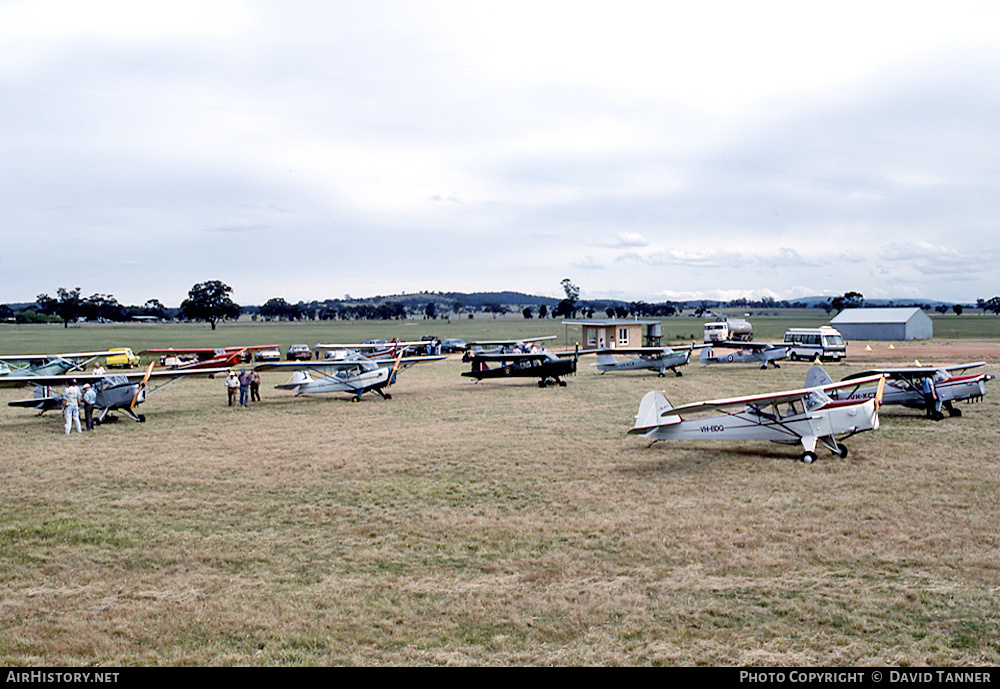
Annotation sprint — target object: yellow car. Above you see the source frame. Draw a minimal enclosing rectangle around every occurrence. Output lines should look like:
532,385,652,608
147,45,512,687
106,347,140,368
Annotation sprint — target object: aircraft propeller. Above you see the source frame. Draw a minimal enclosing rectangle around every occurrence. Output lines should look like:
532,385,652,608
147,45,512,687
389,349,404,385
130,361,155,410
874,374,886,409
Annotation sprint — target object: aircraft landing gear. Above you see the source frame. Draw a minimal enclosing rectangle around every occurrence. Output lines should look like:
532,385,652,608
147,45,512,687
836,443,848,458
801,451,817,464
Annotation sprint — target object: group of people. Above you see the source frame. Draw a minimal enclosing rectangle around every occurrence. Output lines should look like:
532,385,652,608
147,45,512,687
226,368,261,407
61,380,98,434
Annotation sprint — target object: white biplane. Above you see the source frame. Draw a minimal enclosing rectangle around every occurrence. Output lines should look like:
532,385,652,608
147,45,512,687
699,341,790,369
806,363,994,419
629,373,887,463
593,344,702,377
254,351,445,402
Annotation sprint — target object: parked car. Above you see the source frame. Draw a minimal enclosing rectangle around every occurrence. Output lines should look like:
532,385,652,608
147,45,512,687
255,347,281,362
440,338,467,353
106,347,140,368
286,344,313,360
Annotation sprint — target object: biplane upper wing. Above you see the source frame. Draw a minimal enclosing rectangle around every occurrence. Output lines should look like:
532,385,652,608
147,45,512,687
662,374,887,417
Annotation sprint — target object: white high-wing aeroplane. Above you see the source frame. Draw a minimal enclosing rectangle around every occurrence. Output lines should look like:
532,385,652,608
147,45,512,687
629,373,886,463
593,344,702,377
699,341,790,369
805,363,994,419
254,351,445,402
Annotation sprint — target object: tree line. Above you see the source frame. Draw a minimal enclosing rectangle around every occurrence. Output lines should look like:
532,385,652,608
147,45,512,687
5,280,999,328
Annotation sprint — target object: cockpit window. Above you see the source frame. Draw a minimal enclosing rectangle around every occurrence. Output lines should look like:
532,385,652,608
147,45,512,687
805,390,831,411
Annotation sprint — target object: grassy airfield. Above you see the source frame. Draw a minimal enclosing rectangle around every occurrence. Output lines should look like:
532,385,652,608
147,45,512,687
1,316,998,665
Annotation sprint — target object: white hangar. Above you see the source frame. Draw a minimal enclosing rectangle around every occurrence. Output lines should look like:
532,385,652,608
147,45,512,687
829,307,933,341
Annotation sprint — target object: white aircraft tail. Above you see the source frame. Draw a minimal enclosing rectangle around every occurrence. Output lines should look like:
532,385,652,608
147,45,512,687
804,365,833,389
629,391,681,435
594,353,617,371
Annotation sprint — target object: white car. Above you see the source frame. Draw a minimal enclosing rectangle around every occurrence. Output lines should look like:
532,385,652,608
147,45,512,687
255,347,281,362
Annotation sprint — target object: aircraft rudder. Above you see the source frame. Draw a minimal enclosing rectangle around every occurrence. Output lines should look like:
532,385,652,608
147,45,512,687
629,390,680,435
805,365,833,388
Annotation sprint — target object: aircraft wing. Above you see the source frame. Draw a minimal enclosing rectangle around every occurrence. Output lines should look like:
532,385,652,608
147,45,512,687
469,351,562,362
842,362,987,380
663,374,887,417
315,340,425,350
368,354,448,366
0,350,122,363
222,344,279,352
596,344,704,355
0,368,231,388
711,341,786,351
468,335,557,347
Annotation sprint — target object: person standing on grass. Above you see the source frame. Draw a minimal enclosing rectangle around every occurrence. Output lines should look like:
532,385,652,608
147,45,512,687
238,368,252,407
921,376,941,419
250,369,261,402
226,370,240,406
82,383,97,431
63,379,82,434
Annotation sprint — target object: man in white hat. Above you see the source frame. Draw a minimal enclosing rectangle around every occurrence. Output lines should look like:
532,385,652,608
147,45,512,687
82,383,97,431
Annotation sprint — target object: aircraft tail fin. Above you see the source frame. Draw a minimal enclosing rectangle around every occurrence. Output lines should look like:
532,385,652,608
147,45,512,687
629,391,681,435
805,365,833,389
594,353,617,370
699,347,714,363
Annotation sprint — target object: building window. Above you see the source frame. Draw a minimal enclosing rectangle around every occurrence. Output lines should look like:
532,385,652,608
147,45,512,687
618,328,629,345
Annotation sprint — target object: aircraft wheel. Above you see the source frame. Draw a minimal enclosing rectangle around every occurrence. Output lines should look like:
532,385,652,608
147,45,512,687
558,380,567,387
948,406,962,417
538,380,546,388
801,451,817,464
675,371,683,377
384,394,392,400
137,414,146,423
836,443,848,458
352,397,360,403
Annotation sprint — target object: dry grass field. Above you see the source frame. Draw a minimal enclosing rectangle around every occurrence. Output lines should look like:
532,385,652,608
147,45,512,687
1,320,998,665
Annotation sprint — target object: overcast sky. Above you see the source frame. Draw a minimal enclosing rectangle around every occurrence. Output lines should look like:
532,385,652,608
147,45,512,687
3,1,999,307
